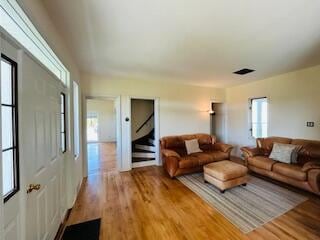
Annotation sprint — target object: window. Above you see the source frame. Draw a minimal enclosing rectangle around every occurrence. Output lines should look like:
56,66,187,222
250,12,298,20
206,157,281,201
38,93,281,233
250,97,268,138
60,93,67,153
87,113,98,142
1,0,69,85
1,54,19,202
73,81,80,158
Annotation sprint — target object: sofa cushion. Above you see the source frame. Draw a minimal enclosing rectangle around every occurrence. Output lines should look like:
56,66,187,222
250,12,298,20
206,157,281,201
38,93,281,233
248,156,277,171
302,161,320,172
190,152,213,165
291,139,320,165
204,150,229,161
272,163,307,181
178,156,199,169
257,137,292,155
160,134,213,150
170,148,187,157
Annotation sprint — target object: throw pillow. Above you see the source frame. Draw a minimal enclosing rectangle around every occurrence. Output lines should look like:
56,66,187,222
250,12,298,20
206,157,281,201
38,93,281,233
185,139,203,155
269,143,299,164
290,145,302,164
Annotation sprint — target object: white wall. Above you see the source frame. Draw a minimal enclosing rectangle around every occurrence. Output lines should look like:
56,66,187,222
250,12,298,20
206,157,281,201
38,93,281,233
81,74,226,138
226,64,320,156
131,99,154,141
87,99,116,142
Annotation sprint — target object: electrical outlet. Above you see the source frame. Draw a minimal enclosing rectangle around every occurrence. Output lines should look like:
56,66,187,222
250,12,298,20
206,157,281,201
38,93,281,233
306,122,314,127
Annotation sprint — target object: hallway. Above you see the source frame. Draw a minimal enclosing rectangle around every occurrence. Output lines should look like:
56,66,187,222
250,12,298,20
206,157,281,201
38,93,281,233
87,142,117,175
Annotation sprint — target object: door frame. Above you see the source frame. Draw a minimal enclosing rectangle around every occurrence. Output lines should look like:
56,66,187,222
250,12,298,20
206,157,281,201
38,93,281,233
128,96,160,168
83,95,122,176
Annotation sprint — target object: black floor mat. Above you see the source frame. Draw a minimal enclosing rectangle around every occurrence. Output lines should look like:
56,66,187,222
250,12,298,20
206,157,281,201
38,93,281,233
62,218,101,240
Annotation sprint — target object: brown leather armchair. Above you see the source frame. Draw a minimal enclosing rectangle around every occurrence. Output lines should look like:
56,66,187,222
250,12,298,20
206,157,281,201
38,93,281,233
241,137,320,195
160,134,233,178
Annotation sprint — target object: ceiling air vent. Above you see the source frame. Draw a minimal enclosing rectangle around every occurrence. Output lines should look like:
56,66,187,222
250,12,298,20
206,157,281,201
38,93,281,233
233,68,255,75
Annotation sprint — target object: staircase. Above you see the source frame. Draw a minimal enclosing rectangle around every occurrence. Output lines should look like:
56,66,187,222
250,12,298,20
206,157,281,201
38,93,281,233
132,130,156,163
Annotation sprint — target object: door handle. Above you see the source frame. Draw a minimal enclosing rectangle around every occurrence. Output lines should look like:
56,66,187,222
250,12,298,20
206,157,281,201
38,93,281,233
27,184,41,194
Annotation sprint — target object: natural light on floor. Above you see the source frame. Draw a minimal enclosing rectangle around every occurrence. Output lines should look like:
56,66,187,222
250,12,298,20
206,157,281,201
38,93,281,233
87,114,98,142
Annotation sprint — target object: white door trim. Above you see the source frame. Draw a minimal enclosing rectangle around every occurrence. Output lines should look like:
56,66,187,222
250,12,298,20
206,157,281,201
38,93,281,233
83,95,122,176
128,96,160,168
0,43,4,240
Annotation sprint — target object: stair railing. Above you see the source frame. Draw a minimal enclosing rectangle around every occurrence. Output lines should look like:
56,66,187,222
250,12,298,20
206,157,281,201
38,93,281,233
136,113,154,133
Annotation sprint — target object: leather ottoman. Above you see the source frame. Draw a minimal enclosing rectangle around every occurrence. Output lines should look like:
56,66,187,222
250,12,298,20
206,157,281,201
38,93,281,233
204,160,248,193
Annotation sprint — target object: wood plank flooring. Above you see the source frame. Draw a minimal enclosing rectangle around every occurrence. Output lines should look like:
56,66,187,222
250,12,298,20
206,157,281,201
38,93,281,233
67,143,320,240
87,142,117,174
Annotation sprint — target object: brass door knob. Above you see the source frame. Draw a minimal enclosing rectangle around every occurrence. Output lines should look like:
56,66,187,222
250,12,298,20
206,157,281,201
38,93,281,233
27,184,41,194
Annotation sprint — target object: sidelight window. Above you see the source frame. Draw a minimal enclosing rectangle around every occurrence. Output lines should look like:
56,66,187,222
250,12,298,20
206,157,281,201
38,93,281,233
60,93,67,153
1,54,19,202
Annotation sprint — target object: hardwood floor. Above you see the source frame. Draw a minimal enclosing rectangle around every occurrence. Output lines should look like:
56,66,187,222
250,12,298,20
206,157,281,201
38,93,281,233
67,143,320,239
87,142,117,175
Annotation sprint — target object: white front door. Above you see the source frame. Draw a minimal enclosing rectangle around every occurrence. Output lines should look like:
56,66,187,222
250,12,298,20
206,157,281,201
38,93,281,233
21,54,63,240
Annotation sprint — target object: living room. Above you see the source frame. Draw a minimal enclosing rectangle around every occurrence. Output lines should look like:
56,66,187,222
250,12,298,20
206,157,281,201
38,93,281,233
0,1,320,240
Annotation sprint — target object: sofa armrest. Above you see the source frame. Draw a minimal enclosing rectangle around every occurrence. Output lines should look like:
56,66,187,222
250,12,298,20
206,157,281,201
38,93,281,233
241,147,261,158
307,169,320,194
302,161,320,172
212,143,233,153
161,149,180,158
161,149,180,178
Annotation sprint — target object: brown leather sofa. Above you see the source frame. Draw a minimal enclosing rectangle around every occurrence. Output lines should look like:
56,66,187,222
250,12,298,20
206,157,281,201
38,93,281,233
160,134,233,178
241,137,320,195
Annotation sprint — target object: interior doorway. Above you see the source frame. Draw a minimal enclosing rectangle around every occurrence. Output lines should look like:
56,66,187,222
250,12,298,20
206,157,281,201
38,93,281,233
130,98,157,168
210,102,227,143
86,98,118,175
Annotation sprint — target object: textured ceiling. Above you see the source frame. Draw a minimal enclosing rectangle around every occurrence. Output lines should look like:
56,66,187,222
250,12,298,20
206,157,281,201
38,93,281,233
43,0,320,87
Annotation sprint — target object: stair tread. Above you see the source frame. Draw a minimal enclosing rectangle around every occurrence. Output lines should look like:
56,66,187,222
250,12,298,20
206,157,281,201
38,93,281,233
132,157,155,163
132,152,155,158
132,149,155,153
135,143,155,147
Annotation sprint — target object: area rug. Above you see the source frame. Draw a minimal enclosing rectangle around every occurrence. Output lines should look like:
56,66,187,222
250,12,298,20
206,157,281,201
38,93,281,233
178,173,307,233
62,218,101,240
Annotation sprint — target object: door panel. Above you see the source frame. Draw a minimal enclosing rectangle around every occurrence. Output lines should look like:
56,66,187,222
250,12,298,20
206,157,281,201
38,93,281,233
35,189,47,240
4,215,20,240
48,176,59,222
35,111,46,173
21,53,62,240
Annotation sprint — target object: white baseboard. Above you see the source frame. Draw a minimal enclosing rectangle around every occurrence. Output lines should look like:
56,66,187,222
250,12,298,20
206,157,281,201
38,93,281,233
132,160,157,168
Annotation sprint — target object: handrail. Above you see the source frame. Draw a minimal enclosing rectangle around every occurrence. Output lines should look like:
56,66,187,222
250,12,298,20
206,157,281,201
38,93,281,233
136,113,154,133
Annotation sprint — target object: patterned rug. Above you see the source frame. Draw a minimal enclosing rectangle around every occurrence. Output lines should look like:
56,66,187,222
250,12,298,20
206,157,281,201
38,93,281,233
178,173,307,233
